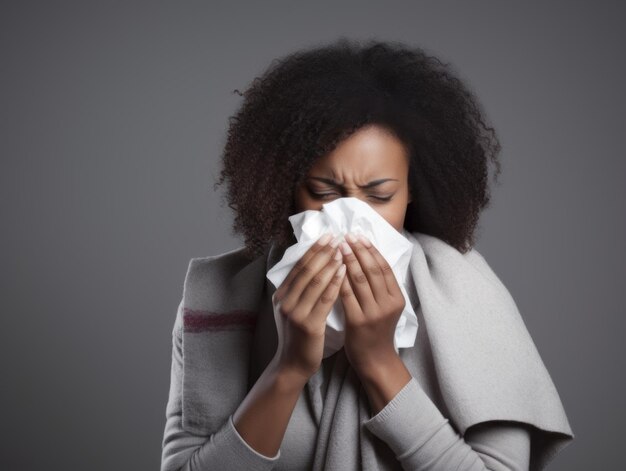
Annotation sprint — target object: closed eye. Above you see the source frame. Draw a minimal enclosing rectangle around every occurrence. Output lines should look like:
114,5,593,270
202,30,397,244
310,192,392,202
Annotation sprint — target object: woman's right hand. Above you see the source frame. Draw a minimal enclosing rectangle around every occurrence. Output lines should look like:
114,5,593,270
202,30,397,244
271,233,346,382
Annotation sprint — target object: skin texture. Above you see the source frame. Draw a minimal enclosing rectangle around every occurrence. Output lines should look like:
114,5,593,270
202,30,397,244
232,124,413,457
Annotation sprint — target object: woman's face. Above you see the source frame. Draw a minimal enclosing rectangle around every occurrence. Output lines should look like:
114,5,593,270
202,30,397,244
294,125,412,232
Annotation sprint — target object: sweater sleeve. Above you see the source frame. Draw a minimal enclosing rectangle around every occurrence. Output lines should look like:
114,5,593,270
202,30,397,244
363,377,531,471
160,302,280,471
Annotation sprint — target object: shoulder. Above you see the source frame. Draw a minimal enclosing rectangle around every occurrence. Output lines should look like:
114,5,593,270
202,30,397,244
184,245,255,288
411,231,492,272
410,230,489,272
182,244,270,313
409,230,514,305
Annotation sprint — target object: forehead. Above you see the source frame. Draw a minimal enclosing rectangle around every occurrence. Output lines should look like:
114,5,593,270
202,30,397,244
308,125,409,177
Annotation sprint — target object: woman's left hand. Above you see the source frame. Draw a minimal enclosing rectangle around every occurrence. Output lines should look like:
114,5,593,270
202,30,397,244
337,232,406,377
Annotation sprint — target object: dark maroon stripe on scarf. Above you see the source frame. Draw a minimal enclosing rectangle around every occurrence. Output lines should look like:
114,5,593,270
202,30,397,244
183,308,257,332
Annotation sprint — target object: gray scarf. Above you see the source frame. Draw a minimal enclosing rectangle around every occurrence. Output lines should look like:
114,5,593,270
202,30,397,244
180,231,574,470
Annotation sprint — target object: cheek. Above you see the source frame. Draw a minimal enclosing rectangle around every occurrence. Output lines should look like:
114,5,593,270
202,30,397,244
373,204,406,231
295,195,322,212
294,187,314,212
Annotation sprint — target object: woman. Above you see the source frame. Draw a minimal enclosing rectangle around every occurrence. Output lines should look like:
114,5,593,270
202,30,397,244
160,38,574,470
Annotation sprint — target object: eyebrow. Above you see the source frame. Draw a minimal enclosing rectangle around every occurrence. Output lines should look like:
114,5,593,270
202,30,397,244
305,176,398,189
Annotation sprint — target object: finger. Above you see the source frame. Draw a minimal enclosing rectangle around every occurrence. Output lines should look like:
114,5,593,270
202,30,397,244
308,262,346,325
339,239,375,312
356,234,401,298
338,267,363,325
279,241,342,318
274,233,335,301
297,248,343,316
344,234,389,301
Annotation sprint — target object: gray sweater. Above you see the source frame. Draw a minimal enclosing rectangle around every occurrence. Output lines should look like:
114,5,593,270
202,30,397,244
160,231,574,470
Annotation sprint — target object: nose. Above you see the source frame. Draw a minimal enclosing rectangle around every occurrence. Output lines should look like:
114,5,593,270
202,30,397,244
342,193,367,203
337,195,381,213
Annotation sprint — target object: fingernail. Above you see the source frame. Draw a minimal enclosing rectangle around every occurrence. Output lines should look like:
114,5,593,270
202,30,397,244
340,241,352,254
358,234,372,247
330,235,342,248
334,247,343,260
318,233,332,245
345,232,357,244
337,264,346,277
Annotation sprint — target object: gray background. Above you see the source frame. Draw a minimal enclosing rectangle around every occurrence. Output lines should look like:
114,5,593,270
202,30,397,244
2,1,624,470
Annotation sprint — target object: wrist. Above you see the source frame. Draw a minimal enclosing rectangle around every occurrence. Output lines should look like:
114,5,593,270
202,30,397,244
356,352,412,416
270,359,311,392
352,347,401,380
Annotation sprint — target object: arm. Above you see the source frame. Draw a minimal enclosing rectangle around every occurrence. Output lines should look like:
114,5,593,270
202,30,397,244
337,236,532,469
362,373,532,471
160,316,307,471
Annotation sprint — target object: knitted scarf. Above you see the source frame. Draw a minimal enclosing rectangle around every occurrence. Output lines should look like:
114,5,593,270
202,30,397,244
179,230,574,470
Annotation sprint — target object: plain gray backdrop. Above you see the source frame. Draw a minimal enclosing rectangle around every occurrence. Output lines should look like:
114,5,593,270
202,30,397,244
2,1,624,470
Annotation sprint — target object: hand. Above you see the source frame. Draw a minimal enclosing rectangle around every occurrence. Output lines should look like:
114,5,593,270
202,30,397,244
271,233,346,383
338,233,407,376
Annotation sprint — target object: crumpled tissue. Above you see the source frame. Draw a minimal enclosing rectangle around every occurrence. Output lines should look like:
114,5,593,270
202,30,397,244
266,196,418,358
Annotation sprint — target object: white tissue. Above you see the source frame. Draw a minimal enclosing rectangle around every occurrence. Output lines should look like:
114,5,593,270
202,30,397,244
266,196,418,358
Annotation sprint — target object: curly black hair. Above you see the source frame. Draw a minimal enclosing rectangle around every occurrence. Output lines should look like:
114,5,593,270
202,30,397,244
214,37,502,261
